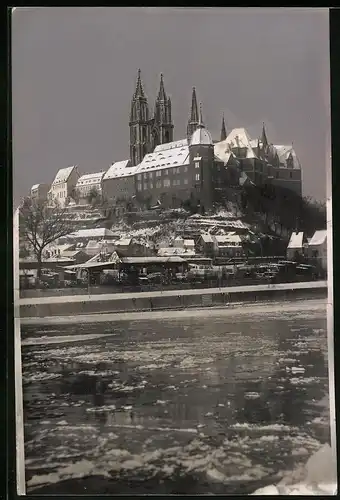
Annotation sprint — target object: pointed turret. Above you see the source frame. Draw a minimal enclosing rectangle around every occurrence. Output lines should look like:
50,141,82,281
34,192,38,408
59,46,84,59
261,122,268,148
157,73,167,101
134,68,145,98
198,102,204,128
190,103,213,146
190,87,199,123
220,114,227,141
187,87,200,139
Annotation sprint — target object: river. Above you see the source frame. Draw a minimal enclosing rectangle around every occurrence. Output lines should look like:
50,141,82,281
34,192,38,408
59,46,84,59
21,299,331,495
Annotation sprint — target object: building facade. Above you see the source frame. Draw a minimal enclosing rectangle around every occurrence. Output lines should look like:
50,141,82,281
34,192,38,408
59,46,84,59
102,160,138,209
74,172,105,203
48,165,80,207
30,183,50,203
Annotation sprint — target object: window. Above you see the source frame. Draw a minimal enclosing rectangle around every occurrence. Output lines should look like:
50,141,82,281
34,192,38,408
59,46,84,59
156,180,162,188
137,174,142,181
143,184,148,190
184,178,189,185
143,173,148,180
195,173,200,181
156,171,161,177
149,172,153,179
195,162,200,169
137,183,142,191
184,166,188,173
164,169,169,176
164,179,171,187
150,182,154,189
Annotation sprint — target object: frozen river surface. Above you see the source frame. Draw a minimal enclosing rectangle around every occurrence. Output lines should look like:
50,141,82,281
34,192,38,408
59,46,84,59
21,299,330,494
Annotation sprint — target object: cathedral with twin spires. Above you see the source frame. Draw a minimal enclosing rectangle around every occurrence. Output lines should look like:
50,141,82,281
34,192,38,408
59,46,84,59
125,69,302,210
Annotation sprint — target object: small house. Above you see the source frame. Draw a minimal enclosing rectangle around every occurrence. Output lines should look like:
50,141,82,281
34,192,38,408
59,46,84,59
287,231,305,261
307,230,327,271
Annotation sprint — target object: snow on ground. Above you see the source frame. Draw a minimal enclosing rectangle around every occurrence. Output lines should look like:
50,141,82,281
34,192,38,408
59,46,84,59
252,443,337,495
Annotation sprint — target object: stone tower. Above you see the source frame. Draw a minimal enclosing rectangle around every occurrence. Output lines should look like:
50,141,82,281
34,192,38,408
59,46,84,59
129,69,151,166
187,87,199,141
152,73,174,148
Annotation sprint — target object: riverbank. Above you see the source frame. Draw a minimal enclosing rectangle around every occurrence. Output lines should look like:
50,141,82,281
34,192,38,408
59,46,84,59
19,281,327,320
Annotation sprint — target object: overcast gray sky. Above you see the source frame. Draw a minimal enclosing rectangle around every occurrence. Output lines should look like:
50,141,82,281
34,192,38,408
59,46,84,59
12,7,330,205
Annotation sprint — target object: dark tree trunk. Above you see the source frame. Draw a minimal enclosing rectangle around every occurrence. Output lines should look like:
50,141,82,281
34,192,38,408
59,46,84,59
36,249,43,282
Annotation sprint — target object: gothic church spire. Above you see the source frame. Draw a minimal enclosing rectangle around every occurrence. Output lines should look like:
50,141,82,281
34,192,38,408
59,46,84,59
187,87,200,140
220,114,227,141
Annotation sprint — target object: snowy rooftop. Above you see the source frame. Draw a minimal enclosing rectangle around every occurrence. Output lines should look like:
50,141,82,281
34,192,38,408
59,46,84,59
190,127,213,146
200,234,214,243
275,145,301,169
135,145,190,174
309,230,327,246
154,138,188,152
115,238,132,246
158,247,195,257
69,228,115,239
288,231,304,249
52,166,77,185
103,160,137,180
215,128,257,160
76,172,105,186
214,234,242,244
31,183,48,191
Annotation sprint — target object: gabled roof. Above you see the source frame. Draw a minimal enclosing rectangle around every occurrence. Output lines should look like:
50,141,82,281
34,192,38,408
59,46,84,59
76,172,105,186
135,144,190,175
274,145,301,170
309,230,327,246
287,232,304,249
200,233,214,243
103,160,137,180
52,166,77,185
215,128,257,160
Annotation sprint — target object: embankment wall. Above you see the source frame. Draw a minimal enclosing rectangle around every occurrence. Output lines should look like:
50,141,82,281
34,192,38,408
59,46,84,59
20,282,327,319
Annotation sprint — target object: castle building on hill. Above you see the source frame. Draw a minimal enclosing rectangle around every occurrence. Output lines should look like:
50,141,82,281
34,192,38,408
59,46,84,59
44,69,303,211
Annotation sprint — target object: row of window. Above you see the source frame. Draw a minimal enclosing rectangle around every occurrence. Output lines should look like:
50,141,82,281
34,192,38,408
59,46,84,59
137,166,188,181
136,175,201,191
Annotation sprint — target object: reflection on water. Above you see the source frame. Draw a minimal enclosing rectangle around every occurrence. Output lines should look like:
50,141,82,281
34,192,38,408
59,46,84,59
21,303,330,495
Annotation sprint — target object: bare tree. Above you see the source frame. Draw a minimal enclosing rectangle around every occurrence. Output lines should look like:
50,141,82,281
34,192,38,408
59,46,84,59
19,197,74,280
87,187,102,207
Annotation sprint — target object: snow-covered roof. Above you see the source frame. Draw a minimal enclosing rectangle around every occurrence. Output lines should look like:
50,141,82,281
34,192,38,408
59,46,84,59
103,160,137,180
52,166,77,185
69,228,115,239
309,230,327,246
115,238,132,246
158,247,195,257
184,239,195,247
288,231,304,249
62,249,88,258
274,145,301,169
76,172,105,186
135,144,190,175
31,184,41,191
200,234,214,243
222,128,257,159
190,127,213,146
154,138,188,152
214,234,242,244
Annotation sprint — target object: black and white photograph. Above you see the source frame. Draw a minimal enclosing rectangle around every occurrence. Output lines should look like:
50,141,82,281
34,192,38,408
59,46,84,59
12,7,336,495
